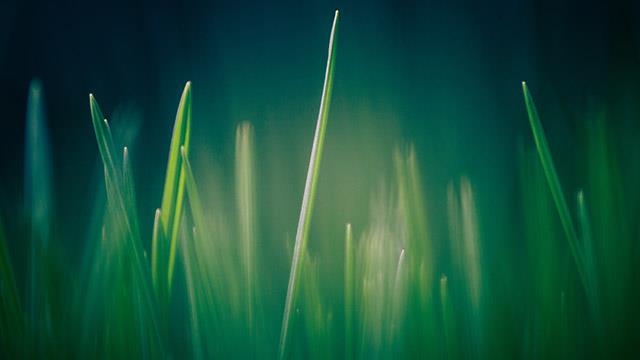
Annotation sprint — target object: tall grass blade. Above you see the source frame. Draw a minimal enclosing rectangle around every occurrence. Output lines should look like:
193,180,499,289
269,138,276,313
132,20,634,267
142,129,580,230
122,147,140,241
25,79,52,246
521,82,586,288
235,122,257,336
344,223,354,359
440,274,456,360
24,79,52,352
182,227,203,360
279,10,339,359
181,146,206,236
160,81,192,294
88,93,162,352
151,208,162,294
576,190,602,336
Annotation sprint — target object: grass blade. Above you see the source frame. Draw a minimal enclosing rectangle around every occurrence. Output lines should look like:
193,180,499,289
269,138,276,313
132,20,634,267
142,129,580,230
235,122,257,335
25,79,52,246
159,81,192,294
440,274,456,360
88,93,163,352
24,79,52,352
344,223,354,359
279,10,339,358
521,82,586,288
151,208,162,294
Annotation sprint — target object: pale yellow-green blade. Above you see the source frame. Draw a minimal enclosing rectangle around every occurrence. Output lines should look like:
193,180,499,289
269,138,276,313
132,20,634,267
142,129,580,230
160,81,192,293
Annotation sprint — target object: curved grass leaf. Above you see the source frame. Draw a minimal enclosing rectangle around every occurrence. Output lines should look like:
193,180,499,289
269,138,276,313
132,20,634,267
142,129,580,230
521,82,586,288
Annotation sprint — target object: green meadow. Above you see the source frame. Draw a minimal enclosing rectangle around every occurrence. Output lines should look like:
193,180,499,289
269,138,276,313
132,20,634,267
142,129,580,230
1,10,640,359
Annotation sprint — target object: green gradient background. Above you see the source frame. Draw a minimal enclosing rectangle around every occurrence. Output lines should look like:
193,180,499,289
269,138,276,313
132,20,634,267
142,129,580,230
1,0,640,357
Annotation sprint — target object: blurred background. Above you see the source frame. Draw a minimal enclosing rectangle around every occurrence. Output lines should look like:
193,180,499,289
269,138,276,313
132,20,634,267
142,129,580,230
1,0,640,354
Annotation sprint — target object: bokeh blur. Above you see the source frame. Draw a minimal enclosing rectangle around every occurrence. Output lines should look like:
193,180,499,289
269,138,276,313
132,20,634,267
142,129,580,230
1,0,640,357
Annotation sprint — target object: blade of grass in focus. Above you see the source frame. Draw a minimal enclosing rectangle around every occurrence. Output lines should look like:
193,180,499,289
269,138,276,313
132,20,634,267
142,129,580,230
159,81,192,295
279,10,339,359
521,82,586,289
88,93,162,354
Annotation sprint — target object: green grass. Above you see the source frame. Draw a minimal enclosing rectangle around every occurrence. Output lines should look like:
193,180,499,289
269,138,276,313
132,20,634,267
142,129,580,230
278,9,339,359
1,10,640,359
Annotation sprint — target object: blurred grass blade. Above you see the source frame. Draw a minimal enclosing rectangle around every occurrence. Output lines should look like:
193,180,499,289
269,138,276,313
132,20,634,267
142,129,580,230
89,94,120,184
521,82,586,287
25,79,52,245
440,274,456,360
151,208,162,294
181,146,206,233
88,93,163,350
24,79,52,348
279,10,339,358
235,122,257,334
576,190,602,333
123,147,140,241
181,227,203,360
459,177,481,311
344,223,354,359
160,81,192,294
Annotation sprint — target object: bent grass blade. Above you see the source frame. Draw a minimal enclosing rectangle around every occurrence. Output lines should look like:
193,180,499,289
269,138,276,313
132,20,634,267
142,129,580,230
521,82,587,290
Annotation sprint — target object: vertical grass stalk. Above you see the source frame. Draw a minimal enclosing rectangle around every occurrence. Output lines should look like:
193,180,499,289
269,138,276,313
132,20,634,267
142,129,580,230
521,82,587,289
344,223,354,359
159,81,192,295
279,10,339,358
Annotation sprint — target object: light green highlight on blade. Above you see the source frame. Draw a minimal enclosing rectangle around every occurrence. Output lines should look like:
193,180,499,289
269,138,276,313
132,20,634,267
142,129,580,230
344,222,354,359
151,208,162,294
160,81,192,294
279,10,339,359
87,93,163,351
181,146,206,233
235,122,257,335
521,81,586,289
